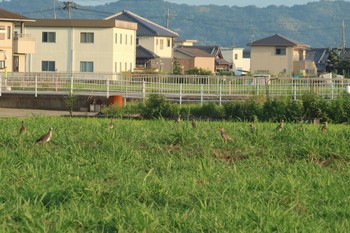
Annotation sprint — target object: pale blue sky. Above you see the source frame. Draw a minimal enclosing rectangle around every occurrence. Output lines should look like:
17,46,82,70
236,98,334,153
73,0,336,7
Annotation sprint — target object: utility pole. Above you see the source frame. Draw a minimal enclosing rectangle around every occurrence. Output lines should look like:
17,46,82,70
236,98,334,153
63,1,76,19
165,9,176,29
53,0,56,19
342,19,346,50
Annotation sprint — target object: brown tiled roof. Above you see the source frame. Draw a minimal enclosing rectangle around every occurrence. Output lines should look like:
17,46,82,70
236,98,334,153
25,18,137,30
174,47,214,58
248,34,309,47
0,8,33,22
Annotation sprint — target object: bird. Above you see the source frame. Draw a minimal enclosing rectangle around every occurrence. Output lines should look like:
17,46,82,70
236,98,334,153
249,122,256,134
108,118,114,129
19,120,27,134
35,127,53,144
175,114,181,123
191,118,196,128
275,119,284,131
220,128,234,143
320,121,328,132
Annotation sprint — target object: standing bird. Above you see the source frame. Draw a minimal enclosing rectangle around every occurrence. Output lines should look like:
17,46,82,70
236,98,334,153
320,121,328,132
275,119,284,132
175,114,181,123
220,128,234,143
108,118,114,129
19,120,27,135
191,118,196,128
35,127,53,144
249,122,256,134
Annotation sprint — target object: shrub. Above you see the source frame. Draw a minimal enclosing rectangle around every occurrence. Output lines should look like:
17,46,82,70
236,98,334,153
141,94,178,119
197,102,224,120
185,67,213,75
301,94,327,120
262,98,288,121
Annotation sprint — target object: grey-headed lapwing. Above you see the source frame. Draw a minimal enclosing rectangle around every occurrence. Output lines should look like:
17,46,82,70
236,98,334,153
275,119,284,132
35,127,53,144
175,114,181,123
19,120,27,135
320,121,328,132
191,118,196,128
249,122,256,134
108,118,114,129
220,128,233,143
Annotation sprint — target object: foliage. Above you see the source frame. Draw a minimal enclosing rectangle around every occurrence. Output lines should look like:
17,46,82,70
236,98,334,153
172,60,182,75
141,94,178,119
185,67,212,75
63,93,76,117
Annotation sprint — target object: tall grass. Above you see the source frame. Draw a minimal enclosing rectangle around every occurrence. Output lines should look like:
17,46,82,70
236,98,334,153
0,117,349,232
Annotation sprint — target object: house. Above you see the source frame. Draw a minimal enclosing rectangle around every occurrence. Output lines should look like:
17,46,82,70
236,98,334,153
248,34,317,77
173,46,215,73
106,10,179,73
0,8,35,73
174,45,231,73
23,18,137,74
221,47,250,76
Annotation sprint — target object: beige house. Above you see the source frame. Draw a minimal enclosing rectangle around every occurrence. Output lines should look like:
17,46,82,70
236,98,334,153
173,46,215,73
0,8,35,73
221,47,250,76
249,34,316,76
105,10,179,73
23,19,137,74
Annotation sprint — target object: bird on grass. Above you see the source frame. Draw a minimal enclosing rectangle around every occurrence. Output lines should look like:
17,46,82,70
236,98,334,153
35,127,53,144
108,118,114,129
220,128,234,143
320,121,328,132
275,119,284,132
191,118,196,128
19,120,27,135
249,122,256,134
175,114,181,123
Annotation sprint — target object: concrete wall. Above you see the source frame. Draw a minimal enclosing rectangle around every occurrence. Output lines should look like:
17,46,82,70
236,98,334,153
0,94,109,111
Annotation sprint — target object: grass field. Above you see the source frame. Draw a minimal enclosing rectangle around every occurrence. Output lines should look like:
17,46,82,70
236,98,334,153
0,116,350,232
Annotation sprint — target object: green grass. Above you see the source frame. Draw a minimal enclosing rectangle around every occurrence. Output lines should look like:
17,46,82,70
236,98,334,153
0,117,350,232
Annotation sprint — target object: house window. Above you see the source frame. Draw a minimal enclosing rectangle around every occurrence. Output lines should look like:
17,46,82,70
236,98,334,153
125,34,127,45
235,54,238,60
0,60,5,69
80,32,94,43
80,61,94,72
167,38,171,47
120,34,122,44
42,61,56,71
136,38,139,45
42,32,56,43
275,47,286,55
115,33,118,44
0,26,5,40
160,39,164,50
7,26,11,39
130,35,133,45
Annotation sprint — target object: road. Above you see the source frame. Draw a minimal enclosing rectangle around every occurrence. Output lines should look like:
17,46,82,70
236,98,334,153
0,108,97,118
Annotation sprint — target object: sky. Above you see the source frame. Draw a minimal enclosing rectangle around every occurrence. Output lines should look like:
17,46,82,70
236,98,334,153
73,0,326,7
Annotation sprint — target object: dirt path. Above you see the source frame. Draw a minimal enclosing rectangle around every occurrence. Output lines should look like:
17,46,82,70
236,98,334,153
0,108,97,118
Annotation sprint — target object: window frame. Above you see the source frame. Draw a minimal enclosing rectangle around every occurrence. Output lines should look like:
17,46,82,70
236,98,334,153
80,32,94,43
80,61,94,72
42,32,56,43
41,61,56,71
275,47,286,56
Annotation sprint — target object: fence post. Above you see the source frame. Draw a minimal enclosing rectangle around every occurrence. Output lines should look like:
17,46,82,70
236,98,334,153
106,78,110,98
219,82,222,106
331,81,334,99
200,84,203,106
293,80,297,100
70,75,73,95
142,79,146,99
35,75,38,97
179,83,183,105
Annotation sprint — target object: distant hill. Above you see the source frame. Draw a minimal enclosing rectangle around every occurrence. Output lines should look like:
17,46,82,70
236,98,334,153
1,0,349,48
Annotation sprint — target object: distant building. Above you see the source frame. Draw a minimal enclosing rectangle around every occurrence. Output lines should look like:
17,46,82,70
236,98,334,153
106,10,178,73
249,34,317,76
0,8,35,73
23,18,137,74
221,47,250,76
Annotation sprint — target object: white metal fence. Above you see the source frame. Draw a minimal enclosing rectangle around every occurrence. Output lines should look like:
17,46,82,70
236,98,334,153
0,72,349,104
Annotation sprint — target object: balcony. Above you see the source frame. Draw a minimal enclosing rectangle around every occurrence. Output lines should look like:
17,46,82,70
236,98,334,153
293,60,317,75
13,33,35,54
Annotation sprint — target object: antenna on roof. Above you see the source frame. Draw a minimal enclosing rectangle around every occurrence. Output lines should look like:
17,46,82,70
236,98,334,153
53,0,56,19
166,8,176,29
342,19,346,50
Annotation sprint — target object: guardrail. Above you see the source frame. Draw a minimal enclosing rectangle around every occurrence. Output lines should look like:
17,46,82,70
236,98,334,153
0,72,349,104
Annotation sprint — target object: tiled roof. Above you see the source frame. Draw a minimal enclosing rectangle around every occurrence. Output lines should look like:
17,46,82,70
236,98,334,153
216,58,231,65
136,45,159,59
174,47,214,58
0,8,34,22
105,10,178,38
248,34,309,47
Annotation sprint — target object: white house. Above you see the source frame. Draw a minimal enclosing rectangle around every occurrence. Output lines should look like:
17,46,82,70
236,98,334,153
23,18,137,74
221,47,250,76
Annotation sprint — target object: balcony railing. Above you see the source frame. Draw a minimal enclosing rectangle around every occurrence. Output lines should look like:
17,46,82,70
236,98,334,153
13,33,35,54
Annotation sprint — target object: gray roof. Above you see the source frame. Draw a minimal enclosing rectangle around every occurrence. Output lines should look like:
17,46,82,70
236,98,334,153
248,34,309,47
0,8,34,22
136,45,159,59
174,47,214,58
105,10,178,38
